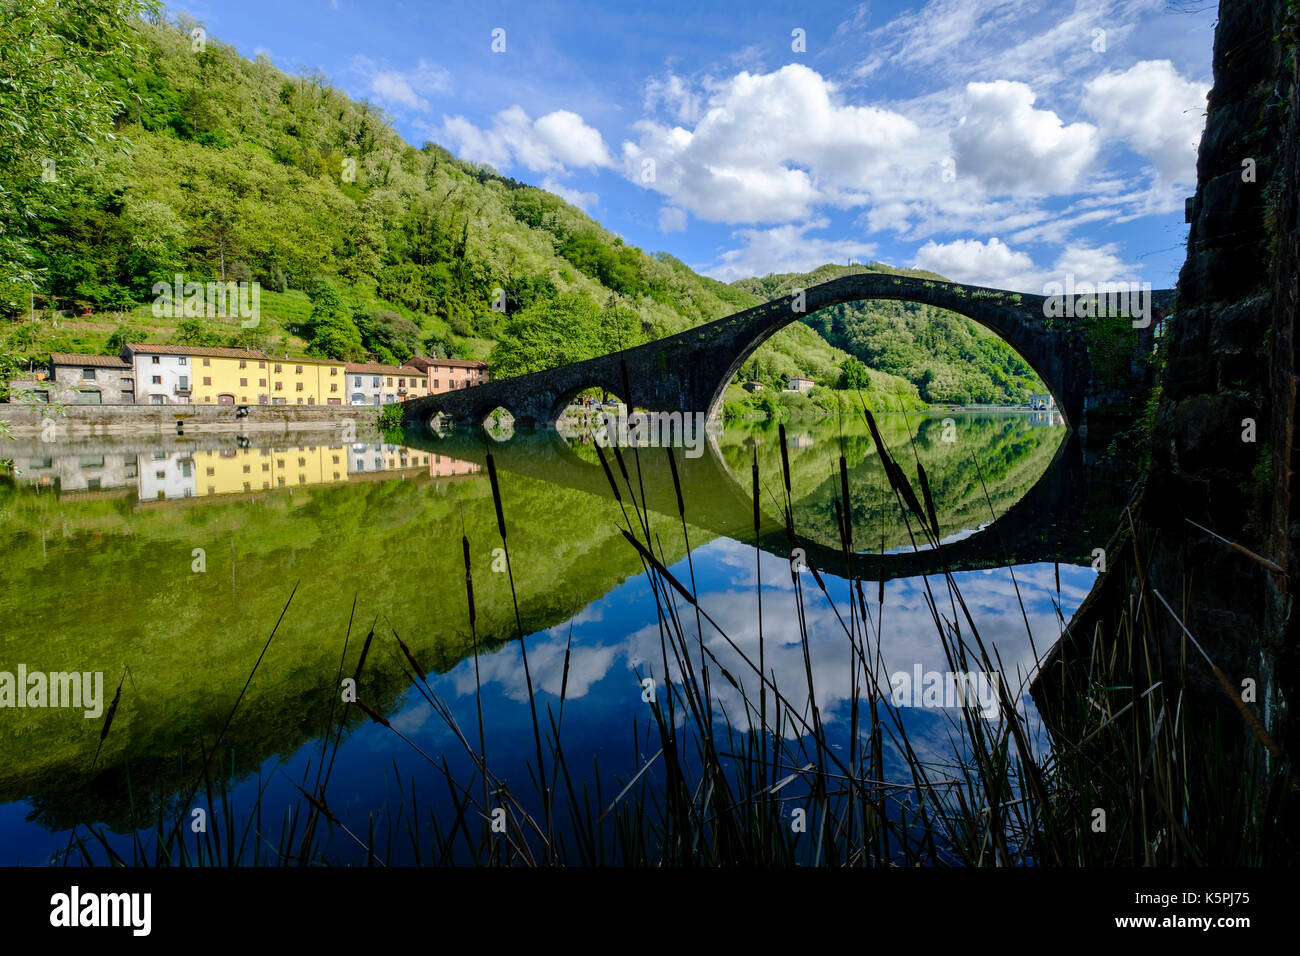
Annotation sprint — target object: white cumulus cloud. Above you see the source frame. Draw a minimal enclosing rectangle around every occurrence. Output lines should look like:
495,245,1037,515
438,106,614,175
705,219,876,282
353,57,451,112
913,236,1140,292
622,64,920,224
1083,59,1209,189
951,80,1099,195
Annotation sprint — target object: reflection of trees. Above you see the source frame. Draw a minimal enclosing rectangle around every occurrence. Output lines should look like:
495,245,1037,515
0,466,691,827
719,414,1063,551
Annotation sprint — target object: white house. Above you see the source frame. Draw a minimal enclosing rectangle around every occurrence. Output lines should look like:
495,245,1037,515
125,345,196,405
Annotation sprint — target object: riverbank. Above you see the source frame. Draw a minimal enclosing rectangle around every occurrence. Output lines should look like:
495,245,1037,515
0,402,383,439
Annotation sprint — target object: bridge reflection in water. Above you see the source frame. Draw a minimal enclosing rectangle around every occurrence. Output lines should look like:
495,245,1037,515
405,409,1104,583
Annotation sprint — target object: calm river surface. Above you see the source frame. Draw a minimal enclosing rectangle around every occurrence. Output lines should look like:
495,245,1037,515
0,410,1095,864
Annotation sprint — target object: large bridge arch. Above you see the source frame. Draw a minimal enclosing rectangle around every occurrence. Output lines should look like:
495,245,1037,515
404,273,1175,440
699,278,1065,426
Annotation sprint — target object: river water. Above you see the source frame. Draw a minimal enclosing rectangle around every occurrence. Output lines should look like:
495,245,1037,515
0,409,1096,864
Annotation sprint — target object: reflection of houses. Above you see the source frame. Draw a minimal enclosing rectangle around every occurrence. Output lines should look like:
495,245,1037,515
8,441,482,501
429,453,480,477
192,445,349,495
1028,410,1064,427
347,441,422,474
10,450,136,493
138,451,196,500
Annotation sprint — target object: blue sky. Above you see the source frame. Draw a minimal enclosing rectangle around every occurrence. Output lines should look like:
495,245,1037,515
167,0,1218,292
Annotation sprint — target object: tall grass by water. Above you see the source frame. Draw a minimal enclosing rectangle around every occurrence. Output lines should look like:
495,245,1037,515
57,391,1292,866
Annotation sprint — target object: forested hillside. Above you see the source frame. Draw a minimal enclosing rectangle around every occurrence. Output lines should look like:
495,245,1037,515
734,264,1046,404
0,10,916,411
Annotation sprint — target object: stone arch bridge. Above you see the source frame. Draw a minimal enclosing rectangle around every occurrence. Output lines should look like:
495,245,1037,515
402,273,1175,436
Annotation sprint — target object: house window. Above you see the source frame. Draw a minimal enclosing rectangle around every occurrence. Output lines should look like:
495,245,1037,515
354,376,362,386
330,367,338,376
296,382,303,391
203,377,212,386
81,368,95,379
433,380,439,388
372,377,380,387
178,376,189,389
243,464,250,473
330,383,337,392
275,382,283,391
152,356,161,364
258,361,265,369
243,482,251,491
386,378,393,387
203,358,211,366
152,375,162,384
240,360,247,369
151,395,165,404
178,357,187,366
274,364,282,373
206,467,215,476
262,463,270,472
398,378,405,387
240,378,247,386
296,365,303,373
259,378,266,386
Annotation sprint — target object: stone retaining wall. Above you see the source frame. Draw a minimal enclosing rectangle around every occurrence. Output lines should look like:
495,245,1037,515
0,402,382,438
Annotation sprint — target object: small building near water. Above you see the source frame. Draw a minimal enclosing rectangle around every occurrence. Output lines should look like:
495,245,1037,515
785,377,815,394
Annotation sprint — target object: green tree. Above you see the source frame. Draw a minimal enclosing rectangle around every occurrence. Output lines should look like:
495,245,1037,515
0,0,159,279
839,355,869,390
489,293,601,376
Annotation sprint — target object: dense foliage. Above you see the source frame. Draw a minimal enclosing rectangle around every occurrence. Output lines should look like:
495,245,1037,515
1,10,1040,414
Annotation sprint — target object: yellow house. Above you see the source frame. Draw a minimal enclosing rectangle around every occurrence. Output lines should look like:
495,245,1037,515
125,344,347,406
193,444,350,496
264,355,348,406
